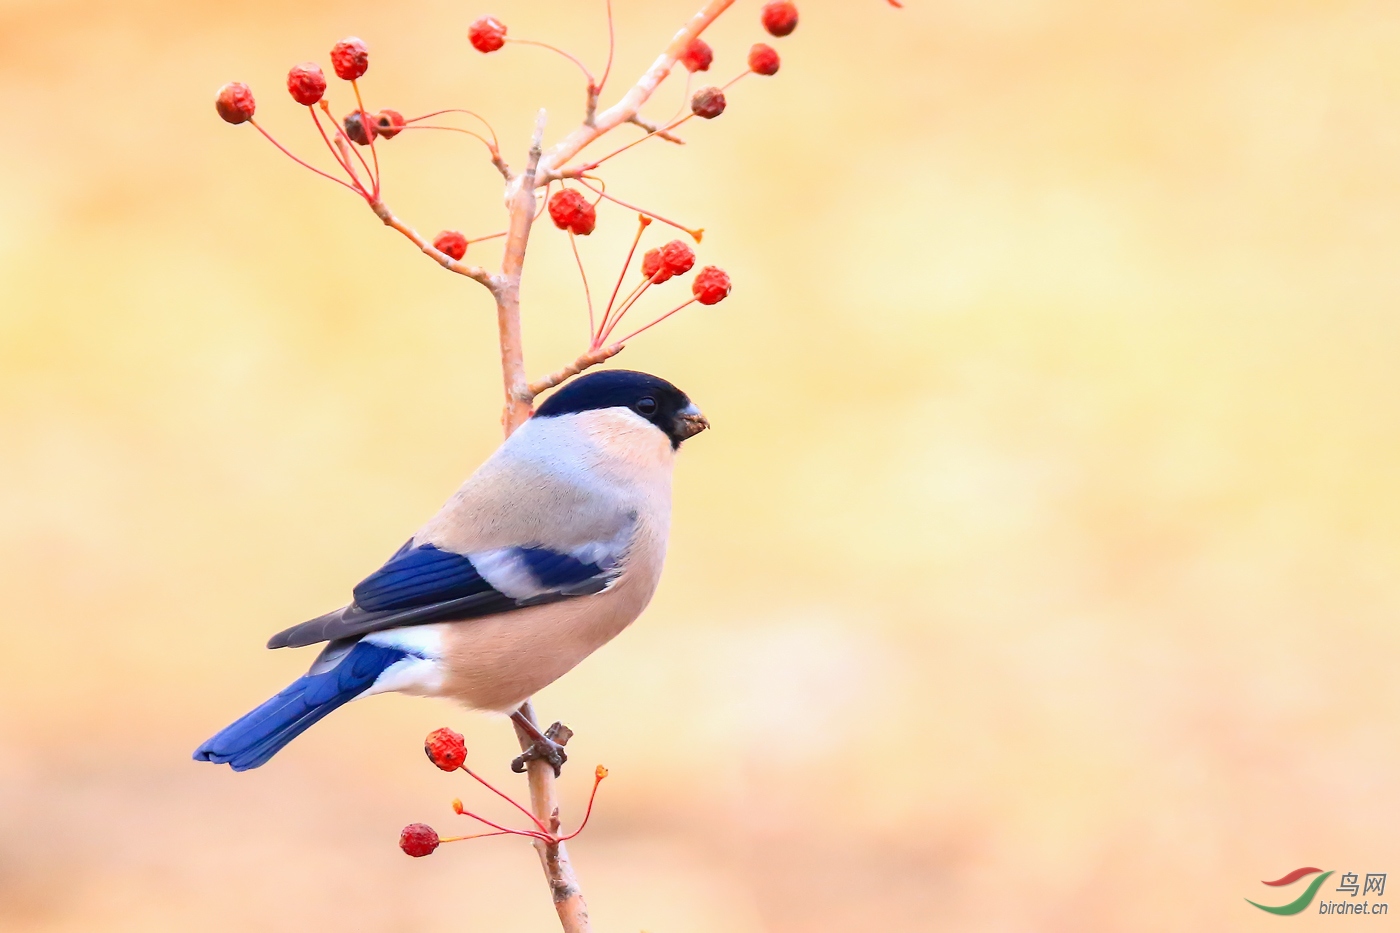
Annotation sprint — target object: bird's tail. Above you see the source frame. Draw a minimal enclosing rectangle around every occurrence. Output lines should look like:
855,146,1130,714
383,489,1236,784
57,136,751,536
193,641,405,771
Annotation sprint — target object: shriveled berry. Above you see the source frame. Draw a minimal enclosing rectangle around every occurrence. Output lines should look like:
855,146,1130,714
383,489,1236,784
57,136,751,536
399,823,439,858
374,109,406,139
680,37,713,73
548,189,597,236
690,87,726,119
692,266,731,305
424,726,467,770
641,248,671,284
286,63,327,106
761,1,798,37
343,111,376,146
330,37,369,81
215,82,255,125
659,240,696,277
469,16,508,53
748,43,780,76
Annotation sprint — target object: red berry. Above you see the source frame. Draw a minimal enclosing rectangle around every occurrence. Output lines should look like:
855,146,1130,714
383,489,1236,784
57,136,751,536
469,16,508,53
659,240,696,277
690,87,726,119
641,248,672,284
692,266,731,305
330,37,369,81
215,82,255,125
433,230,467,261
761,1,798,37
343,111,376,146
748,43,780,76
548,189,597,236
374,109,406,139
424,726,467,770
680,37,713,73
399,823,440,858
286,63,327,106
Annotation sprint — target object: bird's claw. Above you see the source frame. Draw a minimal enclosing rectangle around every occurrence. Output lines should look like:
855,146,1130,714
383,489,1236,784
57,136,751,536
511,721,573,777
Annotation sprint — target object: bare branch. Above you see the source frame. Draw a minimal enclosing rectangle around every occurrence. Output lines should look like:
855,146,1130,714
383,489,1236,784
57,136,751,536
628,114,686,144
508,0,737,200
512,701,591,931
369,200,497,289
497,110,549,424
527,344,625,398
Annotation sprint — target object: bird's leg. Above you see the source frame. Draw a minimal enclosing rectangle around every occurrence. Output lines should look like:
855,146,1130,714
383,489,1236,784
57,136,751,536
510,710,573,777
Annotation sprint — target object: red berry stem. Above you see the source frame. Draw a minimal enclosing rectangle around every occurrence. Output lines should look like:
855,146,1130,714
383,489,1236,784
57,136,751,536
462,767,552,835
572,177,702,241
468,229,511,245
596,274,650,343
721,69,753,92
597,214,653,342
505,38,597,87
451,800,555,842
597,275,654,345
557,767,610,843
610,297,699,346
307,107,361,187
397,123,498,156
248,119,364,196
568,229,595,340
349,79,381,198
596,0,617,96
316,100,378,194
407,109,500,145
437,830,517,844
570,110,697,174
663,71,696,125
404,109,505,170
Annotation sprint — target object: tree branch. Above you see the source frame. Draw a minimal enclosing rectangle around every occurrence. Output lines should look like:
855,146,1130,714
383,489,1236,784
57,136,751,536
513,0,736,194
497,111,548,429
369,200,497,289
512,701,590,931
527,344,625,398
495,114,592,933
628,114,686,144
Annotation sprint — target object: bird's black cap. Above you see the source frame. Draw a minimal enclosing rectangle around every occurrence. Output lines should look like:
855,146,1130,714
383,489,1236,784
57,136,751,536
534,370,706,448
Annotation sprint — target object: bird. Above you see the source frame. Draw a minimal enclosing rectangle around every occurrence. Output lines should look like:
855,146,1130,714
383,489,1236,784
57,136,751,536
194,369,708,775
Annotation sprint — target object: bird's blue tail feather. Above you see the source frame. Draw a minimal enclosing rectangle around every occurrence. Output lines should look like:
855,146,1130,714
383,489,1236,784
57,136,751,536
193,641,405,771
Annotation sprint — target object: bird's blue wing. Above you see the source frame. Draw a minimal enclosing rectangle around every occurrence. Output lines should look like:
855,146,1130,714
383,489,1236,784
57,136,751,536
267,537,625,649
352,539,496,611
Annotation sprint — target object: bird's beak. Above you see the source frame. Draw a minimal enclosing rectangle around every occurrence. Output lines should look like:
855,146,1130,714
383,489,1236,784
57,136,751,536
674,403,710,441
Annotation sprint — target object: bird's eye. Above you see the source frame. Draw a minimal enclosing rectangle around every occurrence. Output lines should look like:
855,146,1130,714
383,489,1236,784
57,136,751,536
635,396,658,416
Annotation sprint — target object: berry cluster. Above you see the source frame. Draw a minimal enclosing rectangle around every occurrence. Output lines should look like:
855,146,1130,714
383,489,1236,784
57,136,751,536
398,727,608,858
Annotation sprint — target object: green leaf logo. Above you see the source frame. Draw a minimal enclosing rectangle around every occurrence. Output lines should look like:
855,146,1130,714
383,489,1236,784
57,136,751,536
1247,869,1334,915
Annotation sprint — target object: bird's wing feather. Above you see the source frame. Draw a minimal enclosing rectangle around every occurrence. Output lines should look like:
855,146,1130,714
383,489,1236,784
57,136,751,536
267,538,629,650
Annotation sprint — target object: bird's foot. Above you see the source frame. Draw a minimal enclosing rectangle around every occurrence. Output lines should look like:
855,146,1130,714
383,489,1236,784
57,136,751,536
511,721,573,778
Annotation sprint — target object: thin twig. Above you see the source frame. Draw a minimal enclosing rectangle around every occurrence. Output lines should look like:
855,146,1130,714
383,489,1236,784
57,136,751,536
463,768,552,835
506,0,738,203
368,200,496,288
250,119,363,196
568,231,595,340
629,113,686,144
611,296,698,345
574,177,703,241
527,344,625,398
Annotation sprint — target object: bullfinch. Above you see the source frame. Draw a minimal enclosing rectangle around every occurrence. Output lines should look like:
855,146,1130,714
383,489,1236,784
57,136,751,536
194,370,707,774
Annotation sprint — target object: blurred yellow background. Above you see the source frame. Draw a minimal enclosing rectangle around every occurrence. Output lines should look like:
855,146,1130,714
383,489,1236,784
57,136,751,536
3,0,1399,929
